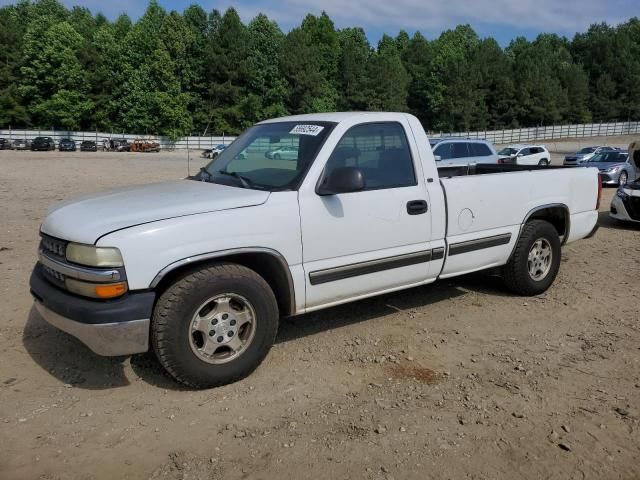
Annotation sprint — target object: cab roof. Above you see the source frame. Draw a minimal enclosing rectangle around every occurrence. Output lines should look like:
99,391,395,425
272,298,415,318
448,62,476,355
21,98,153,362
258,112,411,124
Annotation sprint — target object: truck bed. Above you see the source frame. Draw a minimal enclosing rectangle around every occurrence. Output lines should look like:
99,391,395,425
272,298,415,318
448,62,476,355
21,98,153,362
435,162,599,279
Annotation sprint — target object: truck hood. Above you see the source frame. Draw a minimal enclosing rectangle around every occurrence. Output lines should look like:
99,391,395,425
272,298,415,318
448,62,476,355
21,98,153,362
41,180,270,244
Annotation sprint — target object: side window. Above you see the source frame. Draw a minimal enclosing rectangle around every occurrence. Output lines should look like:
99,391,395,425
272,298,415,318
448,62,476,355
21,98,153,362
470,142,492,157
323,122,416,190
530,147,541,154
519,148,530,156
434,143,453,160
451,142,470,158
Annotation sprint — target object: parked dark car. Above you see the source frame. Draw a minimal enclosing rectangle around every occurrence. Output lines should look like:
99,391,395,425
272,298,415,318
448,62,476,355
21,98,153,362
58,138,76,152
31,137,56,151
80,140,97,152
12,139,30,150
110,138,131,152
0,138,11,150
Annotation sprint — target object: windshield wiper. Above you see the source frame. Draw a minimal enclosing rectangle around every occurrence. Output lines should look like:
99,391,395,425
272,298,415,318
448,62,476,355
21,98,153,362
198,167,218,182
199,167,213,181
217,170,254,189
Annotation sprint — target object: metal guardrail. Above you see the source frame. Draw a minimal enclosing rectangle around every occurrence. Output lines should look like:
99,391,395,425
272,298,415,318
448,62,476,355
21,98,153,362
429,121,640,145
1,121,639,150
0,128,234,150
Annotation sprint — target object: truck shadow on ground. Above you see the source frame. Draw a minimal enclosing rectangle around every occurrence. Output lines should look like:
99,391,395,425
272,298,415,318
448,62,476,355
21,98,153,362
276,273,507,345
22,272,510,391
597,210,640,231
23,306,133,390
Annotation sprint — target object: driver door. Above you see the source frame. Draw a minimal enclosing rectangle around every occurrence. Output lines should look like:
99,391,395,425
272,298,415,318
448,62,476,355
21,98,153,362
298,121,436,310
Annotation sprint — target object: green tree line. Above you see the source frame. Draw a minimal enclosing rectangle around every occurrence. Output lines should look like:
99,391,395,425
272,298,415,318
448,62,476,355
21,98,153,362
1,0,639,139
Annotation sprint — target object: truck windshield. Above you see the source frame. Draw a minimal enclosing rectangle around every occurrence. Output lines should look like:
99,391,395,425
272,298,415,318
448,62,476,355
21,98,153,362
198,121,336,191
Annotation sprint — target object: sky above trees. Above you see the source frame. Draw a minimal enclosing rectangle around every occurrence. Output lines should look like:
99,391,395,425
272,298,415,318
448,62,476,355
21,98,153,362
1,1,639,138
0,0,636,44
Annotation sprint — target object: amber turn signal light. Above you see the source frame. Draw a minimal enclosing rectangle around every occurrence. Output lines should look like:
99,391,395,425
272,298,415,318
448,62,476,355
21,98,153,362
94,282,128,299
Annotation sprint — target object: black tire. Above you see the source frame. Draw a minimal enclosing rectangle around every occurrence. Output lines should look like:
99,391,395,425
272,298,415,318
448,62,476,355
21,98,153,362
618,171,628,187
538,158,549,166
274,153,281,160
151,263,279,388
502,220,561,296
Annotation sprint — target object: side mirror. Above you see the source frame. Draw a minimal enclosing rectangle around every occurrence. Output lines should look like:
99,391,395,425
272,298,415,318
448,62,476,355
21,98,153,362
317,167,365,196
517,153,524,157
434,155,442,161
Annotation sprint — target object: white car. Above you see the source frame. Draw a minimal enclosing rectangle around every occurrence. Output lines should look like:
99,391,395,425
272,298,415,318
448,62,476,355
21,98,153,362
30,112,600,388
202,144,226,159
498,145,551,166
610,180,640,223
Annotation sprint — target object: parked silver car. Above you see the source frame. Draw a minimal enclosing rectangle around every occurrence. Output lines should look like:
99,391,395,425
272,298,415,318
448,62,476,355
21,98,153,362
265,146,299,160
564,146,618,166
429,138,498,166
582,150,636,186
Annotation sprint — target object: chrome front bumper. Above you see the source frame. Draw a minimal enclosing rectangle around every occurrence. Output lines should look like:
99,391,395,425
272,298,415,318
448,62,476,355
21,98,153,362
30,264,154,357
34,301,150,356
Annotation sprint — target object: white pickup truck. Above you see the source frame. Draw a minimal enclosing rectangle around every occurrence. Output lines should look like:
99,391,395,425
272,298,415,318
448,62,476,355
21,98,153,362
30,113,601,388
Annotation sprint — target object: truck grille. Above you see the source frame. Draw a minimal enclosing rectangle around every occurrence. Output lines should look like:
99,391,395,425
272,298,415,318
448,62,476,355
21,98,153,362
39,234,69,287
41,263,66,287
40,234,67,259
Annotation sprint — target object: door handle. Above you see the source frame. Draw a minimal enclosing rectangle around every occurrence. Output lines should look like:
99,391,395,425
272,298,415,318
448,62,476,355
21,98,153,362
406,200,428,215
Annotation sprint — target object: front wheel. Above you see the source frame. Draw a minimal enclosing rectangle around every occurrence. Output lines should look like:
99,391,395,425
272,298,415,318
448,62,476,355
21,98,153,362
618,171,628,187
502,220,561,296
151,263,279,388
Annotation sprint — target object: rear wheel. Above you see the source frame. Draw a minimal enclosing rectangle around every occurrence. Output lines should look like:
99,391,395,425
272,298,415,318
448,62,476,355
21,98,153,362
151,263,279,388
538,158,549,166
502,220,561,296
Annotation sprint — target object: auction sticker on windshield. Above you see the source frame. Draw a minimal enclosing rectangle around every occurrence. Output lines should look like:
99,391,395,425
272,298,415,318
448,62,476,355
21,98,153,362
289,125,325,136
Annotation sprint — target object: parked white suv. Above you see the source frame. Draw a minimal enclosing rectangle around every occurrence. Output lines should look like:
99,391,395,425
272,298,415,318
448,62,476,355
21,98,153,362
430,138,498,166
30,113,600,388
498,145,550,166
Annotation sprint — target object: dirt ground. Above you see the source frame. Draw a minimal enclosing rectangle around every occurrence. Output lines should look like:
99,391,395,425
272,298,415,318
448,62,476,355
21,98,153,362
0,147,639,480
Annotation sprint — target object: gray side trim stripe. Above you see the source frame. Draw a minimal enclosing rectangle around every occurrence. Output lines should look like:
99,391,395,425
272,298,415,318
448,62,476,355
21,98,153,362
448,233,512,256
309,249,436,286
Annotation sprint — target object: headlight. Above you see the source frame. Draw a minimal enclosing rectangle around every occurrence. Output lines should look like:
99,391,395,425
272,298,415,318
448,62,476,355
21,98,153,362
66,243,124,267
607,166,620,173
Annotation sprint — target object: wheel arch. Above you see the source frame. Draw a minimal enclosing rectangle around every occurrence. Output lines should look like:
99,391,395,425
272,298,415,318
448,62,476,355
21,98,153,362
521,203,570,245
150,248,296,317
